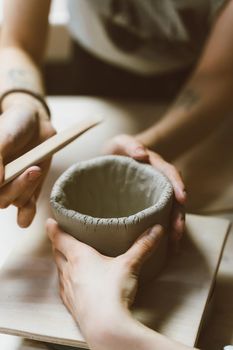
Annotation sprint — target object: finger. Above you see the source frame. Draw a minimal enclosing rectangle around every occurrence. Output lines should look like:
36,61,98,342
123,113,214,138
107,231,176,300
35,157,52,201
14,157,52,207
105,135,149,162
33,158,52,202
166,168,186,204
46,218,85,259
124,225,164,271
18,156,53,208
0,166,42,209
13,175,42,208
13,158,51,228
149,152,186,204
122,137,149,161
170,203,185,241
17,197,36,228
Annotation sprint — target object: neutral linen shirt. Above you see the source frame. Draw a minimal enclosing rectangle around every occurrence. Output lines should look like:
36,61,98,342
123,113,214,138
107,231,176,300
68,0,227,75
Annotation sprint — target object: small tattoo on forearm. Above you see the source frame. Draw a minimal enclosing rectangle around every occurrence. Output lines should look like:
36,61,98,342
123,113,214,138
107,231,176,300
173,88,200,110
7,69,34,89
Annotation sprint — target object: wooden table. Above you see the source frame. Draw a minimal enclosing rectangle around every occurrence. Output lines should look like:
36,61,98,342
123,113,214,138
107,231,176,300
0,97,232,350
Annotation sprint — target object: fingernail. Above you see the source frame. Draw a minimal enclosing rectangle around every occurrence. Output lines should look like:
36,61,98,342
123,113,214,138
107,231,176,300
182,188,187,199
148,227,157,239
134,147,147,158
172,215,185,234
148,226,163,239
28,171,41,182
177,188,187,202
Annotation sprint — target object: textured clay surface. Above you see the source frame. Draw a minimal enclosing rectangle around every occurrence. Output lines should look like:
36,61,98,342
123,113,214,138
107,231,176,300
50,155,173,280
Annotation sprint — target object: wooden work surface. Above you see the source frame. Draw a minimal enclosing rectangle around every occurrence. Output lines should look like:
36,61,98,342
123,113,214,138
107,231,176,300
0,213,229,349
0,97,232,350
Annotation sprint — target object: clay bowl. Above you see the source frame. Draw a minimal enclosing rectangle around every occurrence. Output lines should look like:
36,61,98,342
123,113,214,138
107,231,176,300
50,155,173,281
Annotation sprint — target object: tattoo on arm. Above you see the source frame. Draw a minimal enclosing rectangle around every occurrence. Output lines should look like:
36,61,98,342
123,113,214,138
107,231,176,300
173,88,200,111
6,69,34,89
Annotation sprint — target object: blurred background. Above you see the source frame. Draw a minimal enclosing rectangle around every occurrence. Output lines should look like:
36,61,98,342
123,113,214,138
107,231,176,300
0,0,189,98
0,0,73,94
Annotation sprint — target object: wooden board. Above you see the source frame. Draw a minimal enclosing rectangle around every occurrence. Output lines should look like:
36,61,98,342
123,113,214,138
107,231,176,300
198,214,233,350
0,213,229,348
0,336,48,350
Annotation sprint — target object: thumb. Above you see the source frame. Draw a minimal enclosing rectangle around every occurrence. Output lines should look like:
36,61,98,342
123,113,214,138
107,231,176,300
120,136,149,161
105,135,149,162
125,225,164,272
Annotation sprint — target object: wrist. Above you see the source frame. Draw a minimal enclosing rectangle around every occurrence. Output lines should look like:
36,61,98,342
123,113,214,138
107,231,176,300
82,306,138,350
72,298,191,350
135,126,164,150
84,307,190,350
1,92,50,120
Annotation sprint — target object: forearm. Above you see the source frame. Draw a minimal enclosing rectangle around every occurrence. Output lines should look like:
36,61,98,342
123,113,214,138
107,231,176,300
0,0,50,110
136,69,233,161
0,46,44,94
137,0,233,161
76,306,196,350
0,45,48,117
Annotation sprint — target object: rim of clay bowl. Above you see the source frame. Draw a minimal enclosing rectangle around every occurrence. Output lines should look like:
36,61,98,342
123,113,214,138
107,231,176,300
50,155,173,226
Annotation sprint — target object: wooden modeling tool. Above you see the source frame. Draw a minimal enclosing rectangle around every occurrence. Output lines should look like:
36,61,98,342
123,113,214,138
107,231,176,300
1,116,102,187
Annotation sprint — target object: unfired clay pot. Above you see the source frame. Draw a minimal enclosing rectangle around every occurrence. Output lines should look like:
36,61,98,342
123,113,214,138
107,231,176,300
50,155,173,280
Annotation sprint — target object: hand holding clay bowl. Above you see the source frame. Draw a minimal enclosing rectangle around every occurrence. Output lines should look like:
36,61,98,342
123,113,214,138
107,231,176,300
50,155,173,281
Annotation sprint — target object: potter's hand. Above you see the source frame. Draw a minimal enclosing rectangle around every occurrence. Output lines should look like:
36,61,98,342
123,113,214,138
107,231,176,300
47,218,164,342
0,94,56,227
104,134,186,242
47,220,195,350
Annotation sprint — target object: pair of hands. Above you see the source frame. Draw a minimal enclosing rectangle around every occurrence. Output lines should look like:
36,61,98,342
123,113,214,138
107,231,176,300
45,133,186,349
0,95,186,239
